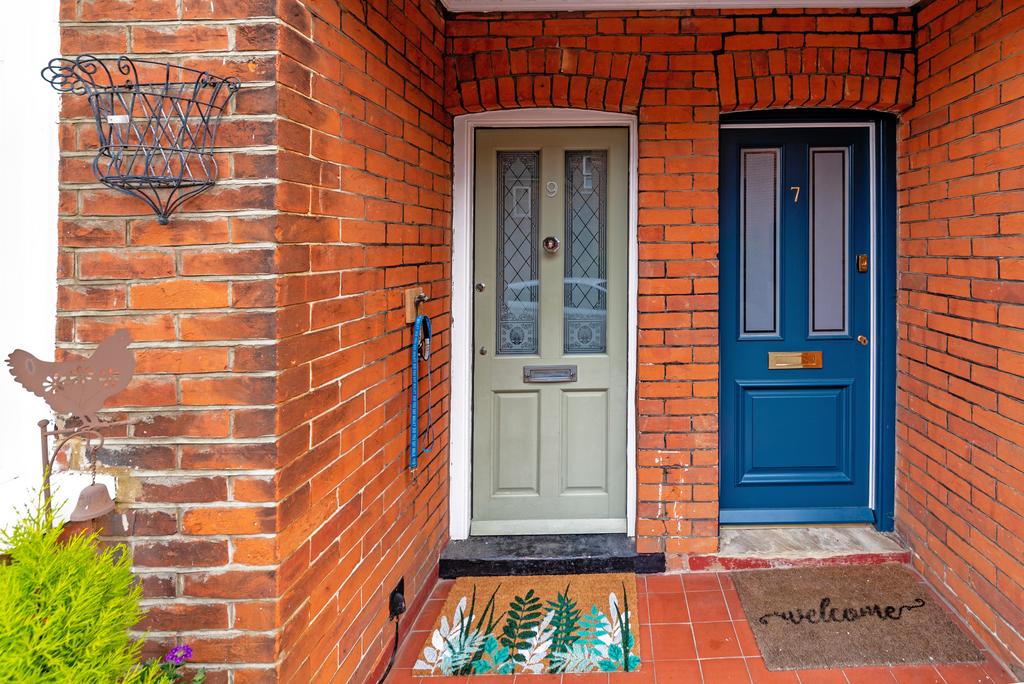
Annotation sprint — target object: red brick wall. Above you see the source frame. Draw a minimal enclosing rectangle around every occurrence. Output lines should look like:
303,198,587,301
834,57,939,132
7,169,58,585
57,0,450,682
271,1,450,682
446,9,914,567
897,0,1024,676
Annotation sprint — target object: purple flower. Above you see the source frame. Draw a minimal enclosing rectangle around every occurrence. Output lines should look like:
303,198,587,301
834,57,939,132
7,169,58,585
165,644,193,666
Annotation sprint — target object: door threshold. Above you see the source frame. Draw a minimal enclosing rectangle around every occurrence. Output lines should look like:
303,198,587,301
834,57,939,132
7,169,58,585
688,525,909,571
439,534,665,579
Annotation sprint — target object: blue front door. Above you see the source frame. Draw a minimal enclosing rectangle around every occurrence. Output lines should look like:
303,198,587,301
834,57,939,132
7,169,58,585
720,125,873,524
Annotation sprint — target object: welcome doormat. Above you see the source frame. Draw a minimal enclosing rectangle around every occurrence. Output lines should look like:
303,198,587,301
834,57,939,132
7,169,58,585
412,573,641,676
731,565,985,670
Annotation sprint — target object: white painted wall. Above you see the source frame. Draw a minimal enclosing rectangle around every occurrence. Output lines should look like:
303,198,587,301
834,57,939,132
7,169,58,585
0,1,68,529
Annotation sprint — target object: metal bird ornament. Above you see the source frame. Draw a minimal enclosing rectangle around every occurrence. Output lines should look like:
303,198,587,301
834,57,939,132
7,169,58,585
7,330,134,425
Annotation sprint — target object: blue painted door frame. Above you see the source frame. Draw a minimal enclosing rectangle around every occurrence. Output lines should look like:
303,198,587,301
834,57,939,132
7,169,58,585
718,112,897,531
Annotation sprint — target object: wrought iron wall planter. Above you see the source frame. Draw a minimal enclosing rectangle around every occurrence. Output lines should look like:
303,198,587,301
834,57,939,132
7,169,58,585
42,55,240,224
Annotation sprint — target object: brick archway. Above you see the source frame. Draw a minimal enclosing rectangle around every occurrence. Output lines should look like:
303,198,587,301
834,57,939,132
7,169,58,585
445,48,649,114
716,47,915,112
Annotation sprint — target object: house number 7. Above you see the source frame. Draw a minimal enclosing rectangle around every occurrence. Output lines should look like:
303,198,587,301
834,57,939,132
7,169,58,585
790,185,801,203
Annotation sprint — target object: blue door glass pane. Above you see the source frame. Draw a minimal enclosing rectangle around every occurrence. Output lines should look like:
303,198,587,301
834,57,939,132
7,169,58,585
810,148,848,335
741,149,780,336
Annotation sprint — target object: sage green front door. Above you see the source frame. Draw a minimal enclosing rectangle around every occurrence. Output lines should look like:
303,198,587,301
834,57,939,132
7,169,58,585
471,128,629,535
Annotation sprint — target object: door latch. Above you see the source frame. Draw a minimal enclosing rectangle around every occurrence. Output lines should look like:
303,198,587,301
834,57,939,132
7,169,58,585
857,254,869,273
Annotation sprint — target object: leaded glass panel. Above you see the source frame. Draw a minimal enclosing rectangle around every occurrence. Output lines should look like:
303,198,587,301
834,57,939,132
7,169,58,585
496,151,540,355
564,150,607,354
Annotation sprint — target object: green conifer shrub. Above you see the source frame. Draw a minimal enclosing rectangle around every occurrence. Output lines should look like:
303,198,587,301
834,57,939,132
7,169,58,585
0,494,167,683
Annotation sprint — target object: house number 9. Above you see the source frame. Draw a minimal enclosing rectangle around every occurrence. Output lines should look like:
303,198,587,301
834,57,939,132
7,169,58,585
545,180,558,198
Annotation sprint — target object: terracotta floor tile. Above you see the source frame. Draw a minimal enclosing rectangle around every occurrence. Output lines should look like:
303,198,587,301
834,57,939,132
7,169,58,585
398,637,429,669
842,667,898,683
609,667,656,684
687,591,732,622
645,574,685,594
684,573,723,592
637,624,654,661
646,593,690,624
981,660,1016,684
700,657,753,683
795,669,849,683
888,665,943,683
385,669,422,683
692,621,743,659
561,674,609,683
511,676,561,683
649,623,698,661
654,659,702,683
732,619,761,657
431,580,455,600
937,662,1007,683
634,593,652,624
413,600,445,631
724,591,746,620
745,657,801,683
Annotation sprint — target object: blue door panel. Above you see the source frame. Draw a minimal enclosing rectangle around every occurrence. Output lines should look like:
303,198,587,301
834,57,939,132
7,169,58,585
738,380,854,485
720,126,873,524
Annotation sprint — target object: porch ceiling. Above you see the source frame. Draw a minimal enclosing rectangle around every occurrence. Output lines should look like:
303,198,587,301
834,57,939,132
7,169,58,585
442,0,919,11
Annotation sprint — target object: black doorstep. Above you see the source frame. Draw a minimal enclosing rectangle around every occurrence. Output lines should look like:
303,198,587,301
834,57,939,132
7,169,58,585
439,533,666,579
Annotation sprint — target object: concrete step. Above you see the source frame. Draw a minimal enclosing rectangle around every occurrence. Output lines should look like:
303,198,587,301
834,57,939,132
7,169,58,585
688,526,910,571
439,533,666,578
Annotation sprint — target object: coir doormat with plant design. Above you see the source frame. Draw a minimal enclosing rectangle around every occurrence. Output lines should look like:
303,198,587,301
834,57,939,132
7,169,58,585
731,564,985,671
412,573,641,676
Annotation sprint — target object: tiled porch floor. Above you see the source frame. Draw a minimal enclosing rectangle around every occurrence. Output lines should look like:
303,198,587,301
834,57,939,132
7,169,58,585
385,572,1015,684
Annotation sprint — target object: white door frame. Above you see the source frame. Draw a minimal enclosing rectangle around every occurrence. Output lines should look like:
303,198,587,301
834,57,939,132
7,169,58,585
449,108,639,540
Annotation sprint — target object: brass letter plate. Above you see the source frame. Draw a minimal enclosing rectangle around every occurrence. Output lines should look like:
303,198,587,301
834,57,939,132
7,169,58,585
768,351,823,370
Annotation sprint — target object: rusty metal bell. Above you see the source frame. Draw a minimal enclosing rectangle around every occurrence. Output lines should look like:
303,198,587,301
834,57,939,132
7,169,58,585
68,482,115,522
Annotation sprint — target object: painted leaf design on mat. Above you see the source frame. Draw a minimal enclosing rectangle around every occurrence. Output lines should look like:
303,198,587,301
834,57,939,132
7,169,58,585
517,609,554,674
414,597,468,675
548,642,600,673
417,579,640,676
500,588,543,663
445,629,485,674
546,584,583,672
471,634,514,675
600,584,637,672
578,605,610,650
451,583,506,675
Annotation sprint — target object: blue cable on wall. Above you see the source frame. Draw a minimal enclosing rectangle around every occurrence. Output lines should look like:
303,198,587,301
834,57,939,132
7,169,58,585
409,314,433,470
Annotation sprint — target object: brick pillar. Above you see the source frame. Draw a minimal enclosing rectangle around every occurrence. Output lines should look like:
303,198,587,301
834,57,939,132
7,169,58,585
59,0,451,682
59,2,280,682
635,41,722,566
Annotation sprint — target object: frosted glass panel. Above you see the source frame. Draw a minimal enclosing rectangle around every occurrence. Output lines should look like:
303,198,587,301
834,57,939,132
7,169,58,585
810,149,848,334
564,151,607,354
497,151,540,355
741,149,779,336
